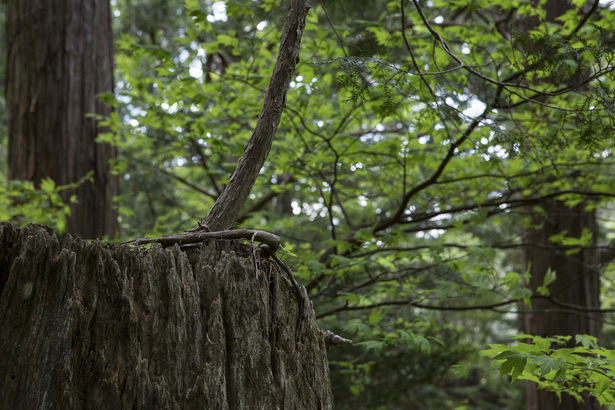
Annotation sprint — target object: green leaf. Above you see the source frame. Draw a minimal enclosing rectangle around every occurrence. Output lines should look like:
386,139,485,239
576,334,598,349
543,268,556,287
537,268,556,296
594,373,611,396
280,244,297,257
368,308,384,325
531,355,558,377
217,34,238,48
414,335,431,354
493,350,528,383
39,177,56,192
553,358,567,381
357,340,385,353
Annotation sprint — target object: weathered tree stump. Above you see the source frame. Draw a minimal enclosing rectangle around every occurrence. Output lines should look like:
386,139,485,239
0,223,333,409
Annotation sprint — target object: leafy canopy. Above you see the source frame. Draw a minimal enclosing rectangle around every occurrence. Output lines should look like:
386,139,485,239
107,0,615,406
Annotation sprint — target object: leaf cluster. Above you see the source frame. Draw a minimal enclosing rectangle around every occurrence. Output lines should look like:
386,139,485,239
485,334,615,405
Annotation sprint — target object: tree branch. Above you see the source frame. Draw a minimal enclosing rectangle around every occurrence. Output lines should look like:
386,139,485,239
200,0,311,231
133,229,281,251
374,112,487,233
155,164,218,200
315,294,615,319
189,137,223,196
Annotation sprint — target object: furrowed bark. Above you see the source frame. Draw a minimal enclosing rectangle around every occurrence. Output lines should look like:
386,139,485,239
6,0,118,239
0,223,333,409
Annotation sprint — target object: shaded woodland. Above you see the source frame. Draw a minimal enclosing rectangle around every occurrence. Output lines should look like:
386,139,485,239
3,0,615,408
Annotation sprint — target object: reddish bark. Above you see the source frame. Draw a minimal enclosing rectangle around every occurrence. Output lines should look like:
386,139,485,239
7,0,118,239
522,201,602,410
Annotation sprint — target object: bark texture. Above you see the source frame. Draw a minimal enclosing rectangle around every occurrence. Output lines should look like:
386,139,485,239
522,201,602,410
6,0,118,239
0,223,333,409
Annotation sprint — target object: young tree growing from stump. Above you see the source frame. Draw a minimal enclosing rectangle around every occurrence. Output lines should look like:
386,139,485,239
0,1,340,408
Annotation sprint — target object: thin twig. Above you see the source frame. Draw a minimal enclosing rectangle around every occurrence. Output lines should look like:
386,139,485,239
156,165,217,200
318,0,347,57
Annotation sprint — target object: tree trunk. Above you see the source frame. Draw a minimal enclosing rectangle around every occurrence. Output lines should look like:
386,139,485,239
0,223,333,409
518,1,603,408
6,0,118,239
522,200,602,410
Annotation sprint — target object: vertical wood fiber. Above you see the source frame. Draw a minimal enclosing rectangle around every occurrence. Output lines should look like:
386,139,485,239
6,0,118,239
0,223,333,409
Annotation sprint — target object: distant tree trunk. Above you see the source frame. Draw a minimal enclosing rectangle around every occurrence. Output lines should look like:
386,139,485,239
517,1,603,408
522,200,602,410
6,0,118,239
0,223,333,408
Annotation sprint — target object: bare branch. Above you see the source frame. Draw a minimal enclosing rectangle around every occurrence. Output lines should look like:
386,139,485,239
316,294,615,319
134,229,281,251
156,165,218,200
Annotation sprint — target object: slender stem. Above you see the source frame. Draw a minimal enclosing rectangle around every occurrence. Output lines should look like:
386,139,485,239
202,0,311,231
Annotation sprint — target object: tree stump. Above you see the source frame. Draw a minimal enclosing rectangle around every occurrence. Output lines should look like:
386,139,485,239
0,223,333,409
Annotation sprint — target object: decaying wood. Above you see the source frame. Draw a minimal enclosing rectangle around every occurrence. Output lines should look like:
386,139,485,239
323,331,353,347
0,223,333,409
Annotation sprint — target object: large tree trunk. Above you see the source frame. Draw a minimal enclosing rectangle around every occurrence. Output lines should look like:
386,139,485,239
0,223,333,408
6,0,118,239
522,200,602,410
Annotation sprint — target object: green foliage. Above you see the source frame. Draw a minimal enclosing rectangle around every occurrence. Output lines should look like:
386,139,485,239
101,0,615,406
2,0,615,407
0,172,93,233
484,335,615,405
